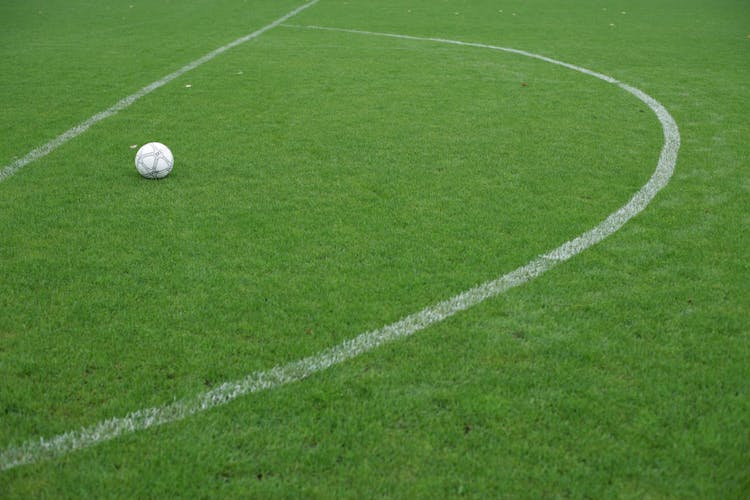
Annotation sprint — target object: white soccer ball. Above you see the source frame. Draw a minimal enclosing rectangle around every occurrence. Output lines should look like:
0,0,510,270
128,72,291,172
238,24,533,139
135,142,174,179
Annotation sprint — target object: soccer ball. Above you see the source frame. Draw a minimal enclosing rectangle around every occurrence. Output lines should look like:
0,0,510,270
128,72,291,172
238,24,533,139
135,142,173,179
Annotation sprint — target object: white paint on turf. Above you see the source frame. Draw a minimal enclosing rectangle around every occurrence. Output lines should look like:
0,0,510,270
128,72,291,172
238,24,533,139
0,27,680,472
0,0,320,184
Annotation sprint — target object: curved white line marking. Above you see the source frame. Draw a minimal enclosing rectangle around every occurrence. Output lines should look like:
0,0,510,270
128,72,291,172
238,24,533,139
0,0,320,184
0,27,679,472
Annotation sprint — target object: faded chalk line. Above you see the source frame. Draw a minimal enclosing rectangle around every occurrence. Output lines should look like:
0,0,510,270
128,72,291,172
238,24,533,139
0,26,680,471
0,0,320,184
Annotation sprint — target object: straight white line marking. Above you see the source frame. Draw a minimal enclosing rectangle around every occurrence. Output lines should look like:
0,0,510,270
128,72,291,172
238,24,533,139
0,26,680,472
0,0,320,184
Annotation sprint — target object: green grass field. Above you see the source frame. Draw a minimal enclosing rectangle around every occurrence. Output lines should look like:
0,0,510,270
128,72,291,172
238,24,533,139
1,0,748,496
